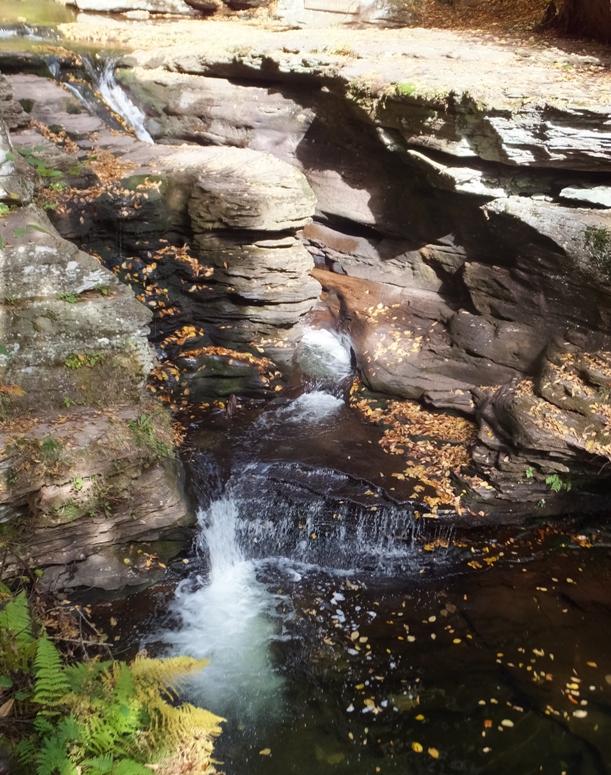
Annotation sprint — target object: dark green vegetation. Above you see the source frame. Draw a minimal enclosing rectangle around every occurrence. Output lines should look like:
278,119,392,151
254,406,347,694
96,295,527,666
0,588,222,775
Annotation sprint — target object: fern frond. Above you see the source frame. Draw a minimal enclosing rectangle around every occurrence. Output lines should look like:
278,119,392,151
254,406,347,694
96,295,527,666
81,754,115,775
65,660,111,695
33,636,70,707
36,717,81,775
34,715,55,736
14,736,38,765
0,591,34,646
129,655,209,692
113,759,151,775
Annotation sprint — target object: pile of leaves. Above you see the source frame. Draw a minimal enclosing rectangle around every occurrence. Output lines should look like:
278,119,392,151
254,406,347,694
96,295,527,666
350,380,477,511
419,0,550,33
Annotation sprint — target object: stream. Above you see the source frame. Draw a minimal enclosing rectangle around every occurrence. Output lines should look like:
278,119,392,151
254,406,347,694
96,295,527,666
95,331,611,775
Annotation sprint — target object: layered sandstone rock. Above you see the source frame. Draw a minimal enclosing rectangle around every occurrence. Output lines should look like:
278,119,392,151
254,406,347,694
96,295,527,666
0,81,192,590
108,27,611,516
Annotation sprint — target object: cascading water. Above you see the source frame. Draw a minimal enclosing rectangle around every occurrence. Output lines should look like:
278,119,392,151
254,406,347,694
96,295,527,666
165,498,285,722
50,56,153,144
294,327,353,388
92,59,153,144
160,326,442,734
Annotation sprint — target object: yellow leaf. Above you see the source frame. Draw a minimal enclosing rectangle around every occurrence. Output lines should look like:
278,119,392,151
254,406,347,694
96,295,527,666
428,748,439,759
415,714,425,721
412,742,423,753
259,749,271,756
0,699,14,718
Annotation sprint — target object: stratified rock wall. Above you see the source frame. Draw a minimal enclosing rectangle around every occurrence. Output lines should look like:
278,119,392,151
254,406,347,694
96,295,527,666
113,33,611,516
0,80,192,590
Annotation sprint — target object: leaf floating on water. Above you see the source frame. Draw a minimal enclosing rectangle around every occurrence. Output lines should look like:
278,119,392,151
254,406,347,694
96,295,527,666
500,719,514,728
351,631,360,641
453,639,462,644
259,749,271,756
587,661,597,668
110,617,117,627
415,714,425,721
428,748,439,759
573,709,588,718
412,742,423,753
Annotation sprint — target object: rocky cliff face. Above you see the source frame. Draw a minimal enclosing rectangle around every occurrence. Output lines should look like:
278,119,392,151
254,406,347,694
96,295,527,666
110,25,611,518
0,78,192,591
6,21,611,521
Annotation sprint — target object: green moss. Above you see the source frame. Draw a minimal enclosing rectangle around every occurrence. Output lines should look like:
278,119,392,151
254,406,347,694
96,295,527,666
396,82,417,96
64,352,105,369
584,225,611,281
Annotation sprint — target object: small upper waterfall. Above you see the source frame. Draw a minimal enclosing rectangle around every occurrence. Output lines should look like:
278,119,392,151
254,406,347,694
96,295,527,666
51,55,153,144
93,60,153,144
294,327,353,388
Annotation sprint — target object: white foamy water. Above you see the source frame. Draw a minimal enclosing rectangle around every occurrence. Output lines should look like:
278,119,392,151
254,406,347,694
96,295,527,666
62,57,154,144
274,390,344,423
96,61,153,144
295,328,352,384
164,499,284,720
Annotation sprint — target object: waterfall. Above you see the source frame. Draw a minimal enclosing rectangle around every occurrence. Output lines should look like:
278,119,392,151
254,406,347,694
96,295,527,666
161,325,430,724
294,327,353,389
94,60,153,144
51,56,153,144
164,498,285,721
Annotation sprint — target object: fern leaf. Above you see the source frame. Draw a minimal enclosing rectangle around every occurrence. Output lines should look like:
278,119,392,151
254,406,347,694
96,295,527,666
14,736,38,765
113,759,150,775
0,592,34,646
129,655,209,692
33,636,70,707
65,660,111,694
36,736,78,775
81,754,115,775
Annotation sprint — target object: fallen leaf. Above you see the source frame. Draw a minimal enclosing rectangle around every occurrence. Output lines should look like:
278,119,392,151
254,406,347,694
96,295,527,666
428,748,439,759
0,699,14,718
259,749,271,756
412,742,423,753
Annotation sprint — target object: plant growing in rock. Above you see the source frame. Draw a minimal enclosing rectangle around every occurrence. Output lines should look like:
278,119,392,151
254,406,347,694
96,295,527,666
127,413,173,461
545,474,572,493
584,225,611,281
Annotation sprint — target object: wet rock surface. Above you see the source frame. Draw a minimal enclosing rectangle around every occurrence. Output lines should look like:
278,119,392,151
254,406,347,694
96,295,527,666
0,76,192,591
